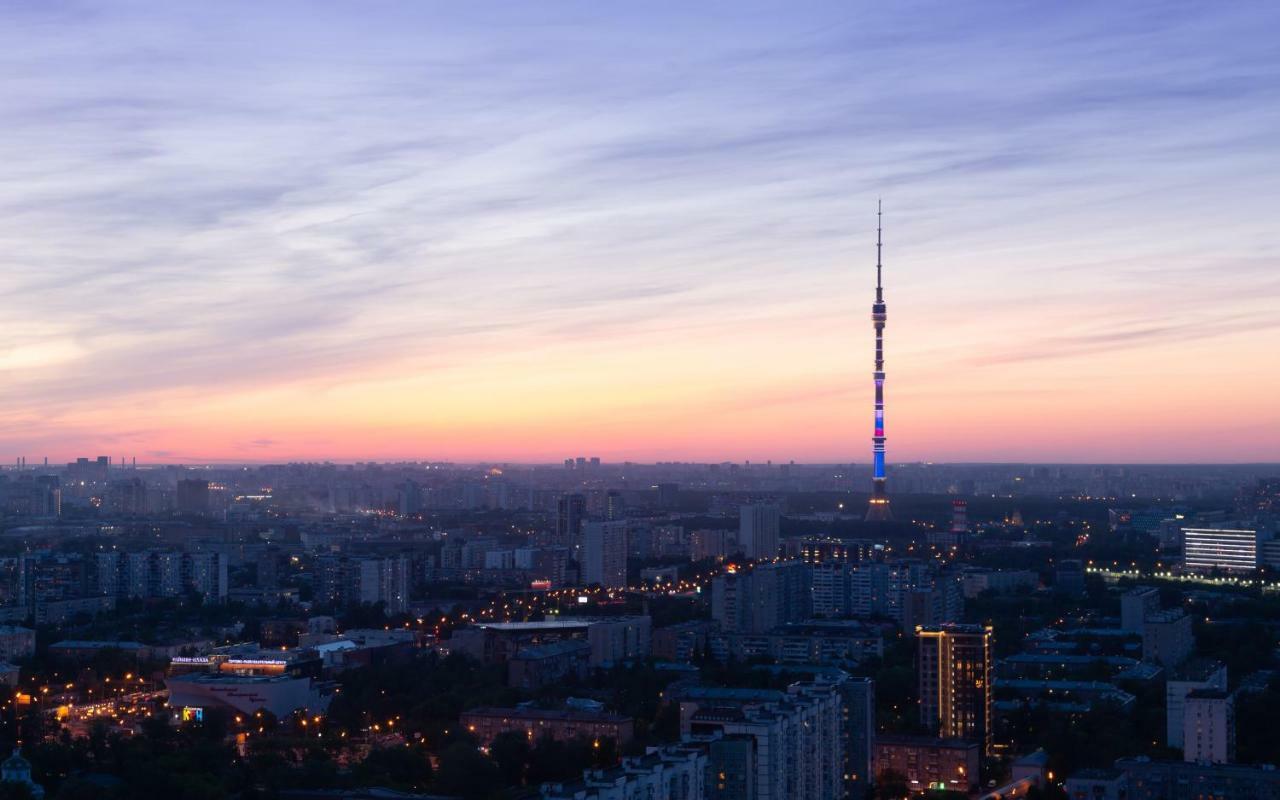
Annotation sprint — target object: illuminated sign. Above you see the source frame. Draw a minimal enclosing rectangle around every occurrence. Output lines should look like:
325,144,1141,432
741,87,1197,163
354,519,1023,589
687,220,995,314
530,580,551,590
181,707,204,723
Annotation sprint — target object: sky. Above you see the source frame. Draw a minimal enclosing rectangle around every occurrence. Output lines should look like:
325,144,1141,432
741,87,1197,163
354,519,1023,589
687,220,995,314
0,1,1277,465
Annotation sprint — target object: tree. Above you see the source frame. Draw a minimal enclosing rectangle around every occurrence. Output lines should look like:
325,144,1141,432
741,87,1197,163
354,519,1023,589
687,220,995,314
0,783,34,800
489,731,530,787
525,736,597,785
53,778,108,800
432,742,501,800
354,746,432,790
876,769,908,800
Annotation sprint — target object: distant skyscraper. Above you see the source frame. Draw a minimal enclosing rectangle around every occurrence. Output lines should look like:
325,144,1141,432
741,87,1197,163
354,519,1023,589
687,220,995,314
176,478,210,516
605,490,627,521
556,493,586,550
950,500,968,534
866,203,892,522
738,503,781,559
917,623,993,755
397,480,424,517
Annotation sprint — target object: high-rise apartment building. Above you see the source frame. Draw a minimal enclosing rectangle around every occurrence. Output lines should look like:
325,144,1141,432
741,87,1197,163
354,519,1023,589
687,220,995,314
691,529,736,562
176,478,211,515
604,490,626,521
1121,586,1161,634
844,677,876,800
1183,690,1234,764
185,552,229,602
711,561,809,634
100,550,227,602
681,681,846,800
917,624,993,755
556,493,587,551
95,552,121,598
314,555,410,615
1143,609,1194,667
811,562,853,618
793,536,878,564
738,503,781,560
1166,660,1228,749
582,520,628,589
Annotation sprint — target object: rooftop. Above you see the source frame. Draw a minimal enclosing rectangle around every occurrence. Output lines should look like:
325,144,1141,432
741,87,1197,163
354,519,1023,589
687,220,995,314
510,640,591,660
167,672,303,686
51,640,146,650
1170,658,1226,682
1186,688,1231,700
876,734,980,750
461,706,631,723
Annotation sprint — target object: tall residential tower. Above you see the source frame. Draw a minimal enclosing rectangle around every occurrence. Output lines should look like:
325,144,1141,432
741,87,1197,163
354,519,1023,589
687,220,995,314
918,623,993,755
865,202,893,522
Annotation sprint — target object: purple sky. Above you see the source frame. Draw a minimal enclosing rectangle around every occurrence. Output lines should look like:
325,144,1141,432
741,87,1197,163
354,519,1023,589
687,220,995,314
0,2,1277,463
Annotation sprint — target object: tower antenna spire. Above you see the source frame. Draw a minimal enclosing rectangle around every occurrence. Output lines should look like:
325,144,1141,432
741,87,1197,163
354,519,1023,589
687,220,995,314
866,200,893,522
876,197,883,294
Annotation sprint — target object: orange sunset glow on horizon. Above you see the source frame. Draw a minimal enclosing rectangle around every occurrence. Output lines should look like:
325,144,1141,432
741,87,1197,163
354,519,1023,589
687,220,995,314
1,4,1277,465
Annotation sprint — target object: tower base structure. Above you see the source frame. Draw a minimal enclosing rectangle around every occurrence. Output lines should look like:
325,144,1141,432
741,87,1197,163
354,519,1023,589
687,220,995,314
865,491,893,522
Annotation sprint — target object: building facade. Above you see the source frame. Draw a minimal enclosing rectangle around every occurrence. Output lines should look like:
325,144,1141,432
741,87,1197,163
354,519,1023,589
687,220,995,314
1182,526,1262,573
917,624,993,755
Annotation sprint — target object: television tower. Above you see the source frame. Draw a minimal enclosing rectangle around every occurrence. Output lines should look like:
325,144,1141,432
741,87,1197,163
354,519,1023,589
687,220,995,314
865,201,893,522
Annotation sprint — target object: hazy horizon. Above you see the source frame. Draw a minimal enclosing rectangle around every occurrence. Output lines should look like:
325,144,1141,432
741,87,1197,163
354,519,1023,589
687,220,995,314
24,456,1280,469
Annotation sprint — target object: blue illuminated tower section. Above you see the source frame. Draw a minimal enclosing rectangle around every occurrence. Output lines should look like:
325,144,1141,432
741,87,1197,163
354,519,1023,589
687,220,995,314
865,202,893,522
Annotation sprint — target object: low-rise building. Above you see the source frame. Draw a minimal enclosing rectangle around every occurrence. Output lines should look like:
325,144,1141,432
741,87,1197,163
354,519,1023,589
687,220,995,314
461,707,634,748
165,673,332,718
451,617,650,668
994,679,1136,712
1064,768,1127,800
1116,757,1280,800
961,569,1038,598
874,735,980,793
507,640,591,690
0,626,35,662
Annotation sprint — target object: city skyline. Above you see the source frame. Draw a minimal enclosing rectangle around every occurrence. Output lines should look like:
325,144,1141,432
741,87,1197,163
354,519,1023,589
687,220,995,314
2,2,1278,464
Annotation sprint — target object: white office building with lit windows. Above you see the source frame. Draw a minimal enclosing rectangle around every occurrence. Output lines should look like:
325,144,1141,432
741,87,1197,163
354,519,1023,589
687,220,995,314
1182,526,1262,573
